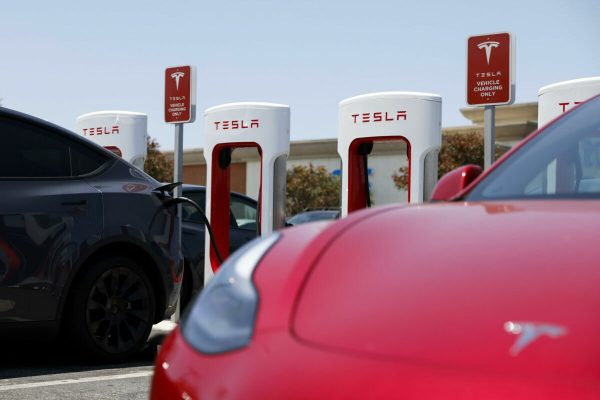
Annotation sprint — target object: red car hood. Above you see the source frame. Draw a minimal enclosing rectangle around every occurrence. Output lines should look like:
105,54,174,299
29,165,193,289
293,201,600,378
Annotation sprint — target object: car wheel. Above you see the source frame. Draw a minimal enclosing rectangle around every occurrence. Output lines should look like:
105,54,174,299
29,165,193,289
67,256,155,361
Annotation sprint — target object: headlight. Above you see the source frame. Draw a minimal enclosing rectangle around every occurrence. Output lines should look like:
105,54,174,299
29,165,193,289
181,233,280,354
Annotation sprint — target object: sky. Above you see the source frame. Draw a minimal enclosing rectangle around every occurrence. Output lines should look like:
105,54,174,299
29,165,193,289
2,0,599,151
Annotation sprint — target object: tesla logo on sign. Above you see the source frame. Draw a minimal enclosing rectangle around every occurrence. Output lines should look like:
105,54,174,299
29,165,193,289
477,41,500,64
467,32,513,106
170,72,185,90
504,321,567,356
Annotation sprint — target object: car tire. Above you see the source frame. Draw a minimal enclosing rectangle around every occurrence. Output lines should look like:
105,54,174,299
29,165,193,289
66,256,155,362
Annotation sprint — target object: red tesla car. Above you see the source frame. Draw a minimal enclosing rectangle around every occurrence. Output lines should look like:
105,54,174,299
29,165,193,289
151,95,600,399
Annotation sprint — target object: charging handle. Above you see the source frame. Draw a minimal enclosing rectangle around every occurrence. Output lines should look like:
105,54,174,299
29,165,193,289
358,142,373,208
149,196,224,265
358,142,373,156
219,148,233,169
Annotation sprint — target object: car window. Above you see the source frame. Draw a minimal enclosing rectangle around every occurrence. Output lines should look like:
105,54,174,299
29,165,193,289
0,117,70,177
182,190,207,223
70,140,109,176
466,96,600,200
231,196,258,231
0,117,108,178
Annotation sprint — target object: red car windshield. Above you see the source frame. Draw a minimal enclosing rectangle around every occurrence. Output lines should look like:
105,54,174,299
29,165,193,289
466,95,600,201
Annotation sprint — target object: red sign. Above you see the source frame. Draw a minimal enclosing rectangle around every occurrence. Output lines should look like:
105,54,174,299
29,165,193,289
165,66,195,123
466,32,513,106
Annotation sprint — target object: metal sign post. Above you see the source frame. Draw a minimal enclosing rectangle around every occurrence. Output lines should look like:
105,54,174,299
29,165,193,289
164,65,196,322
173,123,184,198
483,105,495,168
466,32,514,169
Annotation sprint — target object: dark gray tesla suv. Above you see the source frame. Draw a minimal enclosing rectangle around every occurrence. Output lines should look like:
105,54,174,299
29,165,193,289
0,107,183,361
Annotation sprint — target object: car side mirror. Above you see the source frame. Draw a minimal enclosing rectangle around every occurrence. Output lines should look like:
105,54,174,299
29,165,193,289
430,165,483,201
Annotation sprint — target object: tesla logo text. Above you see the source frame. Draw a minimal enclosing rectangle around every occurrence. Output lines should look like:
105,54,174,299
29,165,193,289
477,41,499,64
475,71,502,78
214,119,259,130
171,72,185,91
504,321,567,356
351,111,407,124
559,101,582,113
82,126,119,136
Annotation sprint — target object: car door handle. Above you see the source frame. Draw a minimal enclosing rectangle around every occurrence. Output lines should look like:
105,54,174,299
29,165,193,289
61,200,87,206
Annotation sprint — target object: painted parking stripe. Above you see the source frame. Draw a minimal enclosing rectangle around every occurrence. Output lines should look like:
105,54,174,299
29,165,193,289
0,371,153,391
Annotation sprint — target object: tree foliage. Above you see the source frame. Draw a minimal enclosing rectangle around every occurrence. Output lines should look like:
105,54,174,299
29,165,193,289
286,164,341,216
392,131,506,190
144,136,174,182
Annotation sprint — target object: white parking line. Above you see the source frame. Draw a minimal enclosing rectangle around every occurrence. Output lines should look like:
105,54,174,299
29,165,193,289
0,371,153,392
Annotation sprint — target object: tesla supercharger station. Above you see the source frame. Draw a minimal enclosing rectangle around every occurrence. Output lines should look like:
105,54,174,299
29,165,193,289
538,77,600,126
76,111,148,169
203,102,290,282
338,92,442,217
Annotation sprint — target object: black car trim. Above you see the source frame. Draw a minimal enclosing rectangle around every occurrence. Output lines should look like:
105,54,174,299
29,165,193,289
0,160,115,181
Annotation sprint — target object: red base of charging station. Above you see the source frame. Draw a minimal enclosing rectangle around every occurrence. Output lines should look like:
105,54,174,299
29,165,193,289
209,143,263,271
347,136,411,213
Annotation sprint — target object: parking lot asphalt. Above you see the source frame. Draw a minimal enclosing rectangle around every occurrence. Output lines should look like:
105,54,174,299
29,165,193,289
0,322,176,400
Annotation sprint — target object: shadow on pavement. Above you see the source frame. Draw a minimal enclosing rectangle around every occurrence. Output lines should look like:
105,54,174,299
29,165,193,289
0,339,158,380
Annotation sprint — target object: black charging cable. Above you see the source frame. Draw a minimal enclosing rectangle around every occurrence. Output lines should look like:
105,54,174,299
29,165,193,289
170,197,224,265
150,183,224,265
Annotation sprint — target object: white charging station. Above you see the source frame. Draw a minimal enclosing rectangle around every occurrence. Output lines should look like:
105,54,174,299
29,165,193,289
537,77,600,195
203,102,290,280
338,92,442,216
76,111,148,169
538,77,600,127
